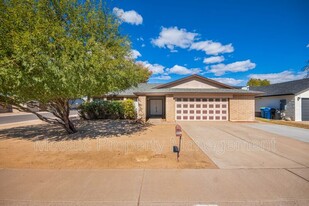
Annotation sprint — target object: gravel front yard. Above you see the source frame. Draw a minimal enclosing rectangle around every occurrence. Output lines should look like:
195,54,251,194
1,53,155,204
0,120,217,169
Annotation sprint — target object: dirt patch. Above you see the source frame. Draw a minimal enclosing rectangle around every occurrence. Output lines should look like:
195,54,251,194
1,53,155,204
0,120,217,169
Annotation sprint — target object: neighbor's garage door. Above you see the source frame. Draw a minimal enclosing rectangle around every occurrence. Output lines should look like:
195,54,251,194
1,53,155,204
175,97,228,121
301,98,309,121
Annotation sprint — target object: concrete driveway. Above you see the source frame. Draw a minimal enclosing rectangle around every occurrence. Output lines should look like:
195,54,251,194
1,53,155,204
246,123,309,143
179,121,309,169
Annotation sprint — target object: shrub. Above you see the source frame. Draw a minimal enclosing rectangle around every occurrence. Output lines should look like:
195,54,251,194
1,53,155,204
78,102,95,120
78,100,136,120
122,99,135,119
107,101,124,119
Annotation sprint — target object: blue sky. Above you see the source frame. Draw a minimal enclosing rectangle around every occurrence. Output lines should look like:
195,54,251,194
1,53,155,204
108,0,309,85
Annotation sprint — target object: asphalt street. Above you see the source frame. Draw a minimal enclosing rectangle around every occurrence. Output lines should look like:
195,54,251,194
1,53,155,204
0,110,78,125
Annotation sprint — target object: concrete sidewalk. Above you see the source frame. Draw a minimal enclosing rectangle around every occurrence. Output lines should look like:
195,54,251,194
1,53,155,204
0,168,308,205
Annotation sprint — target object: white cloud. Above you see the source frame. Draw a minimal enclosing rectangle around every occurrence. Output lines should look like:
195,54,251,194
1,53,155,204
208,60,256,76
137,37,144,41
307,44,309,48
151,27,198,51
136,61,165,74
151,26,236,57
113,7,143,25
141,44,146,47
190,40,234,55
151,75,171,80
248,70,306,84
130,49,141,59
211,78,244,86
203,56,225,64
168,65,201,75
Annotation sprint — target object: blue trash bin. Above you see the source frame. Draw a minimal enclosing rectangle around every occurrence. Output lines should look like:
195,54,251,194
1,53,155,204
260,107,266,118
264,107,271,119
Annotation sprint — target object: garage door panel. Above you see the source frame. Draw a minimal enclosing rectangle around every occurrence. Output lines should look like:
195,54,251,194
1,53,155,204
175,97,228,121
302,98,309,121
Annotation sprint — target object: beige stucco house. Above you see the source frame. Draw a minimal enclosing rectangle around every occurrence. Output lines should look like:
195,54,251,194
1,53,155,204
101,75,262,122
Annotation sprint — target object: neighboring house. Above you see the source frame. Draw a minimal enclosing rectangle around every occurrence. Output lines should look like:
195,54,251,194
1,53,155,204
99,75,262,121
251,78,309,121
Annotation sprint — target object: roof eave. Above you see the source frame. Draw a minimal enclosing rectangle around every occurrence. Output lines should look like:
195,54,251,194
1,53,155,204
295,87,309,96
255,93,294,97
134,91,263,96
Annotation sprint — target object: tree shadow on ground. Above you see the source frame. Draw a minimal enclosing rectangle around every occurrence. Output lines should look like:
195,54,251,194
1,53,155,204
0,119,151,141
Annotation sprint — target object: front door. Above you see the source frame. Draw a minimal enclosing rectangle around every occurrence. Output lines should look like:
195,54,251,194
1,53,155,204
150,99,163,116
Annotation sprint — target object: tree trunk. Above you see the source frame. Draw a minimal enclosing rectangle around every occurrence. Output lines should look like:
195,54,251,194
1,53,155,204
62,115,77,134
50,98,78,134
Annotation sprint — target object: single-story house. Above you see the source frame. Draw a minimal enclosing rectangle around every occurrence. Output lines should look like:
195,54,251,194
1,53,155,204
99,75,262,122
251,78,309,121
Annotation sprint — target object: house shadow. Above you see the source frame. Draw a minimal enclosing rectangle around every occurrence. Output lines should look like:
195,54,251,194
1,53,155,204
0,119,151,142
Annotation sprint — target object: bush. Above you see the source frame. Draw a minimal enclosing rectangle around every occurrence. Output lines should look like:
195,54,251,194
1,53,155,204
107,101,124,119
78,99,136,120
123,99,135,119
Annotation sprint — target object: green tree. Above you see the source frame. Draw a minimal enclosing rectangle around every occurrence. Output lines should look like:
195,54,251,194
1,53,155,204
247,78,270,87
0,0,151,134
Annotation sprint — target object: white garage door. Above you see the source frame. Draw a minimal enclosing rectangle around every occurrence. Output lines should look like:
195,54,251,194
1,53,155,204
175,97,229,121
